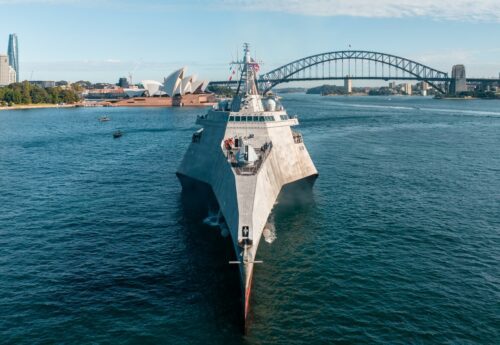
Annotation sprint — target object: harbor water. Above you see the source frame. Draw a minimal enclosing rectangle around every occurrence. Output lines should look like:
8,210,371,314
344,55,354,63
0,95,499,344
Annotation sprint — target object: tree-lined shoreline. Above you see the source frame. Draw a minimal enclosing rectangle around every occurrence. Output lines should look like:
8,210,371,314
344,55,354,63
0,81,80,107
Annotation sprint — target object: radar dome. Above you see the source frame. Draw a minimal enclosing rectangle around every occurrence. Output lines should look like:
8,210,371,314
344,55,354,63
263,99,276,111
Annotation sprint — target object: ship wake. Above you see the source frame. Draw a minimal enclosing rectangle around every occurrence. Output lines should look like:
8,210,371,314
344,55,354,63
203,210,230,238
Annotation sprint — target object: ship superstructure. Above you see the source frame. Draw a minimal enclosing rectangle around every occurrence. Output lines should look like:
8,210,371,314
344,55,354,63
177,44,318,326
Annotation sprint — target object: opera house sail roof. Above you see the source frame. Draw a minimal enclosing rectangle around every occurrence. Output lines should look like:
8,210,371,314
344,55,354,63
141,80,164,96
165,68,208,96
164,67,185,97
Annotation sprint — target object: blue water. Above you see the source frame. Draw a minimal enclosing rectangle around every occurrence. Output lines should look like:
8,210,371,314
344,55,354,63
1,96,499,344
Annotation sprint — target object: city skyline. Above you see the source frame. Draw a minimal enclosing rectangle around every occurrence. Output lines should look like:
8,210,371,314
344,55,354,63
0,0,499,83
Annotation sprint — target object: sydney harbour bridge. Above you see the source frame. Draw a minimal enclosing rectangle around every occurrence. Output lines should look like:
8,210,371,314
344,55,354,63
209,50,499,94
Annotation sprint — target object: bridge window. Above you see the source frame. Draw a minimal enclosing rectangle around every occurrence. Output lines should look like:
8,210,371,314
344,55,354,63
229,116,234,122
259,116,265,122
252,116,259,121
235,116,241,122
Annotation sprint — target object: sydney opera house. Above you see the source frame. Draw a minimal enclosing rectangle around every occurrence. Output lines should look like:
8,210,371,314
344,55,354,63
111,67,215,107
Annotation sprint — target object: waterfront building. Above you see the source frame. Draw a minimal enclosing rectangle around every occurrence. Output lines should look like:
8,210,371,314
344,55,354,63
117,77,129,88
7,34,19,83
419,81,429,96
90,67,213,106
30,80,56,88
122,87,146,98
450,64,467,94
404,83,412,95
0,54,16,86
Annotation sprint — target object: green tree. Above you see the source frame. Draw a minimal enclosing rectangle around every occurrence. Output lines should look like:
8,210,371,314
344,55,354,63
30,86,50,103
71,83,84,92
21,81,32,104
11,89,22,104
207,85,234,97
0,83,80,104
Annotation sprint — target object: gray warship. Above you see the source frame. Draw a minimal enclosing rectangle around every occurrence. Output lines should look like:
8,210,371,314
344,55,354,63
177,44,318,326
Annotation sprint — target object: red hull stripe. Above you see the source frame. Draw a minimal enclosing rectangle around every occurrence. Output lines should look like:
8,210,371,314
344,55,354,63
244,270,254,320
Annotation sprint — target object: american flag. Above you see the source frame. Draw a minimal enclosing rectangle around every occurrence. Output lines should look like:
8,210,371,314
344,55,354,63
249,58,260,73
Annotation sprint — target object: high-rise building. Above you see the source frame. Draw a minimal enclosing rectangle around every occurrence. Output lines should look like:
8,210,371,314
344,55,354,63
0,54,16,86
8,33,19,82
404,83,412,95
450,64,467,95
117,77,130,88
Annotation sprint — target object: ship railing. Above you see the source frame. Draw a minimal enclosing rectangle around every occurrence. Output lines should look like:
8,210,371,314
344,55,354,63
225,141,273,175
292,131,303,144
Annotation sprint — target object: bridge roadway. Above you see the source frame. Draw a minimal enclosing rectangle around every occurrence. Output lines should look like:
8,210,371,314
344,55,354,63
210,77,500,85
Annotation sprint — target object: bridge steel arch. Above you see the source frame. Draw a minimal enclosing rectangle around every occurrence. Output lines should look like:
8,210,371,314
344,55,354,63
260,50,449,94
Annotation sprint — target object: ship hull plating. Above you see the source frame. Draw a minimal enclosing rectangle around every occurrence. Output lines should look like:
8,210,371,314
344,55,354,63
177,115,318,326
177,171,317,329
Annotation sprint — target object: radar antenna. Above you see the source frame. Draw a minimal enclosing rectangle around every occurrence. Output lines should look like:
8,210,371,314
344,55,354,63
233,43,261,97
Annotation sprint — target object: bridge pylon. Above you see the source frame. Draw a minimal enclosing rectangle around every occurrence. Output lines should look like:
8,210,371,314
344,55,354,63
344,76,352,94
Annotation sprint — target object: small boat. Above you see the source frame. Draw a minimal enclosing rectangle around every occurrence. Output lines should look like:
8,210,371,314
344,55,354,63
113,130,123,138
99,116,110,122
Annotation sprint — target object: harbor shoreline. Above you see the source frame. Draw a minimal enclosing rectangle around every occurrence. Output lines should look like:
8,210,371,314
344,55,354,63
0,103,79,111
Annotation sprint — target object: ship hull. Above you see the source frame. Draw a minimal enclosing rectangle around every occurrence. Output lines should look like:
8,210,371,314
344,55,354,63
177,100,317,331
177,172,317,330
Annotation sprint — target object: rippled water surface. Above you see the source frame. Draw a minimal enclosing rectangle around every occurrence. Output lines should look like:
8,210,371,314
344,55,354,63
1,96,499,344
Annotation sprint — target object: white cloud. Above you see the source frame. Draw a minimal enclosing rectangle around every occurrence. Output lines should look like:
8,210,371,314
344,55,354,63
218,0,500,22
3,0,499,21
0,0,81,3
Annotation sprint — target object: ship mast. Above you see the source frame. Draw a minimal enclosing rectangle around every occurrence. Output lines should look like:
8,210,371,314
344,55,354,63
235,43,260,97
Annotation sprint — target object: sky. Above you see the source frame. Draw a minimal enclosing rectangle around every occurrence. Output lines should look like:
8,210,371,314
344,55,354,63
0,0,499,85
